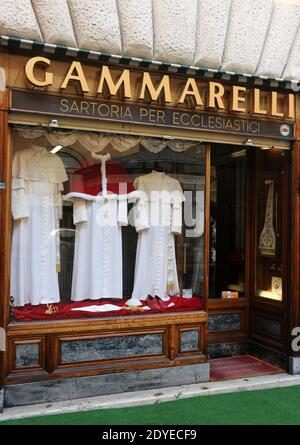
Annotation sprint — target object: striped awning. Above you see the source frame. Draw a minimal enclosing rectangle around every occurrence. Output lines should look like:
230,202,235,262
1,35,299,92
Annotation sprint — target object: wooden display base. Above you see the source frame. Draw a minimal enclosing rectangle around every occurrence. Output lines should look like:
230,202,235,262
5,311,208,385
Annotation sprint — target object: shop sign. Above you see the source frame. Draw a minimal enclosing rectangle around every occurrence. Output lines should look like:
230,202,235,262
23,57,295,119
9,56,296,139
10,89,294,140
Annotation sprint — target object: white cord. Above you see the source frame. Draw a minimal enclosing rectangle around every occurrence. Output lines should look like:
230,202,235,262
91,152,111,196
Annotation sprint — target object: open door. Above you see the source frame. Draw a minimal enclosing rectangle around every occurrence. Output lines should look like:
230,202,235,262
249,148,290,369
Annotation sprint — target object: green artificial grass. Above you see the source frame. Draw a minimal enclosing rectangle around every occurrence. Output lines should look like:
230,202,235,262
1,385,300,425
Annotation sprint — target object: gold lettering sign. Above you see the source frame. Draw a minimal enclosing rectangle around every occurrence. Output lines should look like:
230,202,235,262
97,66,132,98
208,82,225,110
139,73,172,103
25,56,53,87
23,57,295,120
254,89,267,115
232,86,246,112
60,61,90,92
178,78,203,106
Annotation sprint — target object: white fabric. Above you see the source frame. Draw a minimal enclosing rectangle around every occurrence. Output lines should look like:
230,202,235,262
111,135,139,152
71,304,122,312
12,144,68,183
168,140,197,152
132,170,185,300
91,152,111,194
140,137,169,153
17,129,198,153
44,130,78,147
10,145,68,307
64,190,141,202
17,128,46,139
79,133,113,152
71,198,126,301
69,156,131,301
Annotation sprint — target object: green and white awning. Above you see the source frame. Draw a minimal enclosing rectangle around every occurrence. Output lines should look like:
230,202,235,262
1,35,299,91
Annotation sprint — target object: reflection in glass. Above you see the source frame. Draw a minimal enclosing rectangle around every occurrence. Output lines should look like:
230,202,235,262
209,145,246,299
10,129,206,320
256,149,284,302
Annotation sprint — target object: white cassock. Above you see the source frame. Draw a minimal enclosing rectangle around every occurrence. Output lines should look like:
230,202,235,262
131,170,185,301
10,145,68,306
65,156,136,301
67,194,128,301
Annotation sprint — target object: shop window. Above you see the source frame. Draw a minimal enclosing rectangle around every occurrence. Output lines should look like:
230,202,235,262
255,149,285,302
10,128,206,321
209,145,246,299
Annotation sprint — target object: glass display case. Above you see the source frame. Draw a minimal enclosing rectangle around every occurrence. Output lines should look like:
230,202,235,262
10,128,206,321
255,149,285,302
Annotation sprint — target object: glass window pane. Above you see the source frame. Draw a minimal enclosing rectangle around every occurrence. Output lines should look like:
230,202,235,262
256,149,285,302
10,128,206,321
209,144,246,299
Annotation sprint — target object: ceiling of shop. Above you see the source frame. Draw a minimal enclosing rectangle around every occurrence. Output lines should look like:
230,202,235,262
0,0,300,81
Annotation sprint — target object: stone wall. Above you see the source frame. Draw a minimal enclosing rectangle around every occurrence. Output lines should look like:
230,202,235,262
0,0,299,80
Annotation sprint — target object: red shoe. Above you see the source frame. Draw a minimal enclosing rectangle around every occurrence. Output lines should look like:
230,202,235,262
146,295,161,311
155,296,170,311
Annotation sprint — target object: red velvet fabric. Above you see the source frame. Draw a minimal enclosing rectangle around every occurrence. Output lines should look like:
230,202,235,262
68,161,135,196
13,296,203,321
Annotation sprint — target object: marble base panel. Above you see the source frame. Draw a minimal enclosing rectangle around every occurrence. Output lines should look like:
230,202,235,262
4,362,210,408
208,342,249,359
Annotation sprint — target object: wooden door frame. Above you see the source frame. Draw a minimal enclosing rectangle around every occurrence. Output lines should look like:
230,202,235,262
0,90,11,386
249,146,291,364
290,94,300,360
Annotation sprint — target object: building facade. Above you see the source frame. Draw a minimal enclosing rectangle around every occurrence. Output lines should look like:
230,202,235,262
1,0,300,410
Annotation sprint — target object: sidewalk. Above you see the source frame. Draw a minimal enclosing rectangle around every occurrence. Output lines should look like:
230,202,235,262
1,372,300,422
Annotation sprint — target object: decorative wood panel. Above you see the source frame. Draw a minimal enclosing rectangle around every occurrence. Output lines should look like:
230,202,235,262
179,329,200,353
8,337,45,373
208,299,248,344
5,311,208,384
250,299,285,351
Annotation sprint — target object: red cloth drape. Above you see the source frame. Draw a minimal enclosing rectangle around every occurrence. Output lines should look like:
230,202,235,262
68,161,135,196
13,296,203,321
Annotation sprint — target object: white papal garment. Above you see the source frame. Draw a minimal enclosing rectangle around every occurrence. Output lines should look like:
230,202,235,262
132,171,185,301
10,145,68,306
65,159,136,301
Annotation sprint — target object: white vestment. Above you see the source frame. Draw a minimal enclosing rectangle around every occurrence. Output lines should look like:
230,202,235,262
64,154,138,301
10,145,68,306
67,194,129,301
132,171,184,301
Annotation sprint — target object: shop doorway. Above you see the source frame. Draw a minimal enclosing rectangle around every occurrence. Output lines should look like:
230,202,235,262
207,144,290,373
249,148,290,370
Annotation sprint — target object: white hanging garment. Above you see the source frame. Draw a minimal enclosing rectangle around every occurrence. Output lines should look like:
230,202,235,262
10,145,68,306
64,154,137,301
131,170,185,301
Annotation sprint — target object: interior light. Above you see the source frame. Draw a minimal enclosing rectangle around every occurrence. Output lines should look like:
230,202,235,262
230,149,246,158
50,145,63,154
49,119,59,128
244,138,253,146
